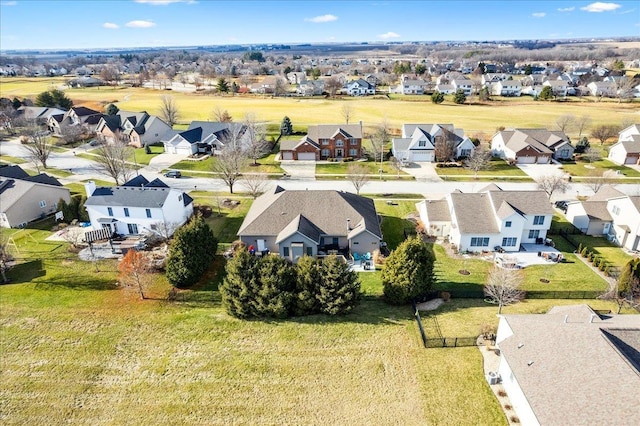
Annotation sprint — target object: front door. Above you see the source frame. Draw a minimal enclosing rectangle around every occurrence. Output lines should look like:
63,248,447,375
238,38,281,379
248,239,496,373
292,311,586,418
336,148,344,158
603,222,611,234
127,223,138,234
291,243,304,263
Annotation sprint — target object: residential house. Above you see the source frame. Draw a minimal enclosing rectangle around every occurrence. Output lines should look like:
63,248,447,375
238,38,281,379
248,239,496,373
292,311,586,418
452,78,473,96
96,110,173,147
417,185,553,252
389,75,430,95
48,106,103,136
249,76,279,94
286,71,306,85
280,124,362,161
297,79,324,96
17,106,66,124
434,83,455,94
490,80,521,97
608,124,640,165
491,129,573,164
0,166,70,228
392,123,475,163
237,186,382,262
542,80,568,97
83,176,194,237
481,73,509,85
163,121,248,155
495,304,640,426
587,81,617,97
343,79,375,96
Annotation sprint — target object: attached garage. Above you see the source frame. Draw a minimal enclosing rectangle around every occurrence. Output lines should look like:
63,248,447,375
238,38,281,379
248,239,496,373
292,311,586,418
411,152,434,162
297,152,316,161
175,146,193,156
517,156,536,164
624,156,638,164
281,152,293,160
537,156,550,164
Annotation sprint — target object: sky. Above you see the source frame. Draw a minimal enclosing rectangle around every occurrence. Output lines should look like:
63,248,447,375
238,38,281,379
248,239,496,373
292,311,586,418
1,0,639,51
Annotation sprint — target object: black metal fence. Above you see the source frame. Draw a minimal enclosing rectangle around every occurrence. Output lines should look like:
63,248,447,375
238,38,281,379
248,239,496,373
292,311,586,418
424,337,478,348
415,289,602,301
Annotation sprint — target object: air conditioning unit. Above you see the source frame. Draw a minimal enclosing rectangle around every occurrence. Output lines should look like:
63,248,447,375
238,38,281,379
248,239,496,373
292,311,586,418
486,371,500,385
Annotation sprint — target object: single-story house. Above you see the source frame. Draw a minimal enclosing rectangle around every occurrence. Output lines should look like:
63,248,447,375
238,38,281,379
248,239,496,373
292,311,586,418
392,123,475,163
343,79,375,96
417,184,553,252
491,129,573,164
496,304,640,426
0,166,70,228
280,124,362,161
163,121,248,155
83,176,194,237
237,186,382,263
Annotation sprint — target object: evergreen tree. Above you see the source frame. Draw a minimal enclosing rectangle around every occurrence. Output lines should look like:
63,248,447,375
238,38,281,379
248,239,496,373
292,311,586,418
317,255,361,315
294,256,322,315
106,103,119,115
453,90,467,104
382,236,435,305
253,256,296,318
431,91,444,104
12,97,22,109
280,116,293,135
220,249,259,318
618,258,640,299
166,214,218,288
217,78,230,93
538,85,554,101
35,89,73,109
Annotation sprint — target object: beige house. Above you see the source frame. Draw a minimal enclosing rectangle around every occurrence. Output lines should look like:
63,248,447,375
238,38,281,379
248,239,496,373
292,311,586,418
0,175,70,228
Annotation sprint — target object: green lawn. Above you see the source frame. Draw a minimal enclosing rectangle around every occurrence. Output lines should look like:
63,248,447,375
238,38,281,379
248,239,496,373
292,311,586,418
0,155,27,164
563,234,634,268
561,158,640,177
170,153,284,175
127,145,165,166
435,159,528,177
316,160,407,176
374,200,418,250
65,179,114,195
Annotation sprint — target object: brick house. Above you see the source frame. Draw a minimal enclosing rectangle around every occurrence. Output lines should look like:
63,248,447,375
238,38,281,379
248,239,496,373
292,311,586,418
280,124,363,161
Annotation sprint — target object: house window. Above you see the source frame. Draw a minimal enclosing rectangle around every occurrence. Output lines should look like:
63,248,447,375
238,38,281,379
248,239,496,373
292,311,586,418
124,208,130,217
127,223,138,234
349,149,358,156
320,138,329,145
283,247,290,257
146,209,152,218
306,246,313,256
107,207,113,217
336,140,344,147
559,149,570,157
470,237,489,247
178,195,183,202
332,237,339,246
505,221,512,228
528,229,540,239
350,138,358,145
320,237,325,246
533,215,544,225
39,200,46,208
502,237,517,247
612,205,620,215
418,140,426,147
460,149,471,157
321,149,330,157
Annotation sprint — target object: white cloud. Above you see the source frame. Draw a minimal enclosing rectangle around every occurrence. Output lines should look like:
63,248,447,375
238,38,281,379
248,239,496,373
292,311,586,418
125,20,156,28
580,2,621,12
0,1,18,5
557,7,575,12
532,12,546,18
102,22,119,29
134,0,196,5
304,14,338,23
378,31,400,39
619,8,636,14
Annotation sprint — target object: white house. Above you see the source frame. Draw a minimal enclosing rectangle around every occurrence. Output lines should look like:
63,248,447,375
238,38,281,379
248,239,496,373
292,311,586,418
587,81,617,97
434,84,455,94
343,79,375,96
83,176,194,237
389,76,430,95
451,78,473,95
163,121,248,155
391,123,475,163
417,185,553,252
608,124,640,165
490,80,521,97
542,80,568,97
496,305,640,426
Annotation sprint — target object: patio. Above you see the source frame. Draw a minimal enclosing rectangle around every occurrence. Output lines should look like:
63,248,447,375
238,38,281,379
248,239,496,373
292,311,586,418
494,244,562,269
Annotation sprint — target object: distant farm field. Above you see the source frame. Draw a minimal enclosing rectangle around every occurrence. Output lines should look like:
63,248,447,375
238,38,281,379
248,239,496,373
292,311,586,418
2,77,638,137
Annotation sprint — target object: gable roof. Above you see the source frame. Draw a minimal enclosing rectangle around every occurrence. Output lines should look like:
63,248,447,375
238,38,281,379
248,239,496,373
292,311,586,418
588,185,625,202
499,305,640,425
497,129,569,154
238,188,381,240
581,201,612,221
0,177,69,212
306,124,363,143
450,192,499,234
421,199,451,222
85,176,191,208
487,190,554,218
0,165,62,186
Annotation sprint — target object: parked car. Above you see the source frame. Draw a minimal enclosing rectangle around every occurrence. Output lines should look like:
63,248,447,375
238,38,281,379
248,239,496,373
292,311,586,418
164,170,181,178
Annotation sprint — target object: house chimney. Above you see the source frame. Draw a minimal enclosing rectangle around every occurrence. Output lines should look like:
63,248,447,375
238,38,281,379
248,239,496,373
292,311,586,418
85,180,96,197
346,218,351,231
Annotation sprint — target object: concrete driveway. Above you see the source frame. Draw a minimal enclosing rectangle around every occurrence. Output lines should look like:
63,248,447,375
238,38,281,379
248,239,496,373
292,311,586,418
145,153,187,173
280,160,316,180
517,163,566,180
401,162,442,182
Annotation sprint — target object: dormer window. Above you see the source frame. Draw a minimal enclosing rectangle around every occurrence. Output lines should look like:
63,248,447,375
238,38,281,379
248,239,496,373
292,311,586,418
418,140,426,147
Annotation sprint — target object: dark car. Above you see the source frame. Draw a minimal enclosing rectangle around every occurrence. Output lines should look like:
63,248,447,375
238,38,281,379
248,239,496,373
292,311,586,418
164,170,182,178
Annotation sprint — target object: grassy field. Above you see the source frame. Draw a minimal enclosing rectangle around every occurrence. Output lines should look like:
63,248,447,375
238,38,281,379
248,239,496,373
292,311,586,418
169,153,284,174
435,159,528,177
316,160,407,176
560,158,640,178
2,77,637,137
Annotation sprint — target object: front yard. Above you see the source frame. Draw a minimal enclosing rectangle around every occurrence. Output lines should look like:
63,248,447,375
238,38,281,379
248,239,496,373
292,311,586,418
169,152,284,174
434,158,528,177
560,157,640,178
316,160,408,177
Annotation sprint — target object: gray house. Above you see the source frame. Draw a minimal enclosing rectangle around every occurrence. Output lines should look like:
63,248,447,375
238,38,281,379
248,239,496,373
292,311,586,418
237,187,382,263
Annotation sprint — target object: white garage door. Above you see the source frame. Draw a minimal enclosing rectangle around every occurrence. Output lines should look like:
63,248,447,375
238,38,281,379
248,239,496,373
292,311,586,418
176,146,192,155
297,152,316,161
537,156,550,164
411,152,434,162
281,152,293,160
517,156,536,164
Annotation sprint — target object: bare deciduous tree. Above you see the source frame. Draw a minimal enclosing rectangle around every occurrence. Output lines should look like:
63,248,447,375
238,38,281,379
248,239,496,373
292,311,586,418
325,76,342,97
274,76,288,97
555,114,576,134
369,121,390,166
390,156,403,177
575,115,592,138
537,174,569,199
484,266,524,314
591,124,618,145
584,170,615,194
464,147,492,179
582,147,601,163
118,249,150,300
21,124,52,171
341,104,353,124
213,146,246,194
93,141,134,185
242,173,269,199
346,163,370,195
211,106,233,122
243,113,268,166
434,128,458,162
159,95,180,127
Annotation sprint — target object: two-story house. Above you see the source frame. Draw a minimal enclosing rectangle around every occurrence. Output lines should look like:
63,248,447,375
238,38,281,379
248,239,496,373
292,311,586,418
83,176,194,237
96,110,173,147
392,123,475,163
343,79,375,96
491,80,522,97
280,124,362,161
452,78,473,96
416,185,553,252
389,75,430,95
237,186,382,262
491,128,573,164
48,106,103,136
608,124,640,165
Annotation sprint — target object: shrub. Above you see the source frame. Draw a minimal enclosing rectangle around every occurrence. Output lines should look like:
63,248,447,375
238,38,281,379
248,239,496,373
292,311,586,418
577,243,583,254
498,390,507,397
510,416,520,423
382,236,435,305
440,291,451,302
581,246,588,257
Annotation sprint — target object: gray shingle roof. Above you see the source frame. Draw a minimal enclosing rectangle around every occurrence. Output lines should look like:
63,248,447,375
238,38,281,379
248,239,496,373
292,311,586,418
423,199,451,222
238,188,381,240
86,186,172,208
487,190,554,217
582,201,612,221
306,124,363,143
450,192,499,234
588,185,625,202
498,129,569,154
499,305,640,425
